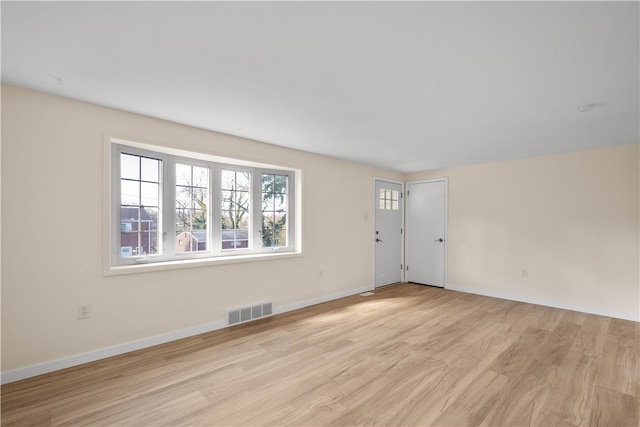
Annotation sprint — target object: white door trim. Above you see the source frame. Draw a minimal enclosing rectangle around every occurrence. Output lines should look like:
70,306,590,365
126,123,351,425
373,177,405,286
406,177,448,288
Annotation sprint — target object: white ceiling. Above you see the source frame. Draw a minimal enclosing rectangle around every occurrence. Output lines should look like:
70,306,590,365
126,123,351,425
2,1,638,172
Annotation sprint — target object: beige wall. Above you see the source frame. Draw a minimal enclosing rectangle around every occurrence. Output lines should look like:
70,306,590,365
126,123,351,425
407,144,640,320
2,84,639,379
1,85,402,373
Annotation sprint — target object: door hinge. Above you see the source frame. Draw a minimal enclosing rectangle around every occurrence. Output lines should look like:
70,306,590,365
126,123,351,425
406,265,409,271
401,228,403,234
401,264,403,270
401,192,403,198
407,190,410,196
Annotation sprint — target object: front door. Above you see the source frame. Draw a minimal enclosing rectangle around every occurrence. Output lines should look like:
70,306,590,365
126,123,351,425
374,180,403,288
406,180,446,287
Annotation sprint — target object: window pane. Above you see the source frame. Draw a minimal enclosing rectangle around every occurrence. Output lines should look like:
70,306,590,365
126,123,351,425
235,172,250,191
222,229,249,249
121,207,139,222
120,153,162,258
262,174,274,192
262,173,288,247
235,230,249,249
121,179,139,206
221,190,232,208
176,186,192,208
176,164,209,253
274,175,287,193
263,198,274,211
378,187,399,211
191,209,205,228
235,209,250,229
149,231,159,254
192,186,207,206
142,207,159,231
141,157,160,182
274,197,287,212
121,154,139,180
120,232,137,257
121,208,160,257
138,231,158,255
193,166,208,187
221,170,235,190
221,169,251,250
141,182,159,207
176,163,191,186
176,208,189,233
221,211,233,229
235,192,249,211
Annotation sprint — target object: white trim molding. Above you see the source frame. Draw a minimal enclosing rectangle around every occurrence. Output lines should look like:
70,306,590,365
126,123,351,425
1,284,374,385
274,284,373,315
446,283,639,322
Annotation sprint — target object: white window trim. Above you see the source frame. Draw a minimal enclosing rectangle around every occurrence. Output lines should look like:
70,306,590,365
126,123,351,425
103,135,302,276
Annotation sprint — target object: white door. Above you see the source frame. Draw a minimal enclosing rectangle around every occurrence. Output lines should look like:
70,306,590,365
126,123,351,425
374,180,403,288
406,180,446,287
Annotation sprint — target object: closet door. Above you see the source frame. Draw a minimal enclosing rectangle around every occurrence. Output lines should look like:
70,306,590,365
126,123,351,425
406,180,447,287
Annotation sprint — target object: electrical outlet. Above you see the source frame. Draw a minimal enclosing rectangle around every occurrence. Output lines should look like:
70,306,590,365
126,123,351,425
77,304,91,320
522,269,529,278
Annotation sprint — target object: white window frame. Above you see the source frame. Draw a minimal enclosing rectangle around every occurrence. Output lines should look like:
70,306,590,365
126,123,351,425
219,164,254,255
254,168,294,254
104,137,300,275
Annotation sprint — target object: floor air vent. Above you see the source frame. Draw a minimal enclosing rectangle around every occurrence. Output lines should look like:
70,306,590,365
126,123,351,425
226,302,273,326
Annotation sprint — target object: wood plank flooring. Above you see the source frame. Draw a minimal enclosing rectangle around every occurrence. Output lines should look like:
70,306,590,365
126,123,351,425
2,283,638,426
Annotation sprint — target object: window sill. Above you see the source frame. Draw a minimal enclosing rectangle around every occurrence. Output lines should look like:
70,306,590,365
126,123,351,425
104,250,303,276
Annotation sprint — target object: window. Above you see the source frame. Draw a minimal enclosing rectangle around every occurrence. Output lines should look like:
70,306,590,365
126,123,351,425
110,141,296,268
120,153,161,257
221,170,250,250
175,163,209,253
262,174,288,247
379,188,399,210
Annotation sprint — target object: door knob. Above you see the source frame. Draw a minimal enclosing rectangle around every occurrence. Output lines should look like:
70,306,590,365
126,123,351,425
376,238,383,243
434,238,444,242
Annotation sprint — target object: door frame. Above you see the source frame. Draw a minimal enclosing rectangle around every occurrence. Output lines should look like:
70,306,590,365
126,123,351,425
373,177,405,287
406,177,448,288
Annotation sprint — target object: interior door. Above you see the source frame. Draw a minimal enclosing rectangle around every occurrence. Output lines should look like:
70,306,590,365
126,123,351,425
406,180,446,287
374,180,403,288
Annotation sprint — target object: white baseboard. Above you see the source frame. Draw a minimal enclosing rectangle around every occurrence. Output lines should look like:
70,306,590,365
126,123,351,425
1,319,226,385
274,284,373,315
446,283,639,322
1,283,374,385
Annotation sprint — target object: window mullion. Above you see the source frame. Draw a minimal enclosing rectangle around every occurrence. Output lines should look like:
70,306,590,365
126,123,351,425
286,171,294,249
252,169,262,251
163,158,175,260
112,146,122,264
211,163,222,256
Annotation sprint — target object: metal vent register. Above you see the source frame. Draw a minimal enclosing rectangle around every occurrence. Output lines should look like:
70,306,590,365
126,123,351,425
226,302,273,325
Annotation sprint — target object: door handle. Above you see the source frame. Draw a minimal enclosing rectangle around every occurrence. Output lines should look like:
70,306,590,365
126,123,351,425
376,238,383,243
434,238,444,242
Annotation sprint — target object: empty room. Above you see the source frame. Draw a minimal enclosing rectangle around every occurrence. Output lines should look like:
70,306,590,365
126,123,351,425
1,1,639,426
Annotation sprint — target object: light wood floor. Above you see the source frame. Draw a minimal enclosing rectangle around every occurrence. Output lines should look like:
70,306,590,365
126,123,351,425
2,283,639,426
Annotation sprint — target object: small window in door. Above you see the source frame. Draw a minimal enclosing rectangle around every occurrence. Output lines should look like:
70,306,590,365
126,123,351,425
379,189,399,210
